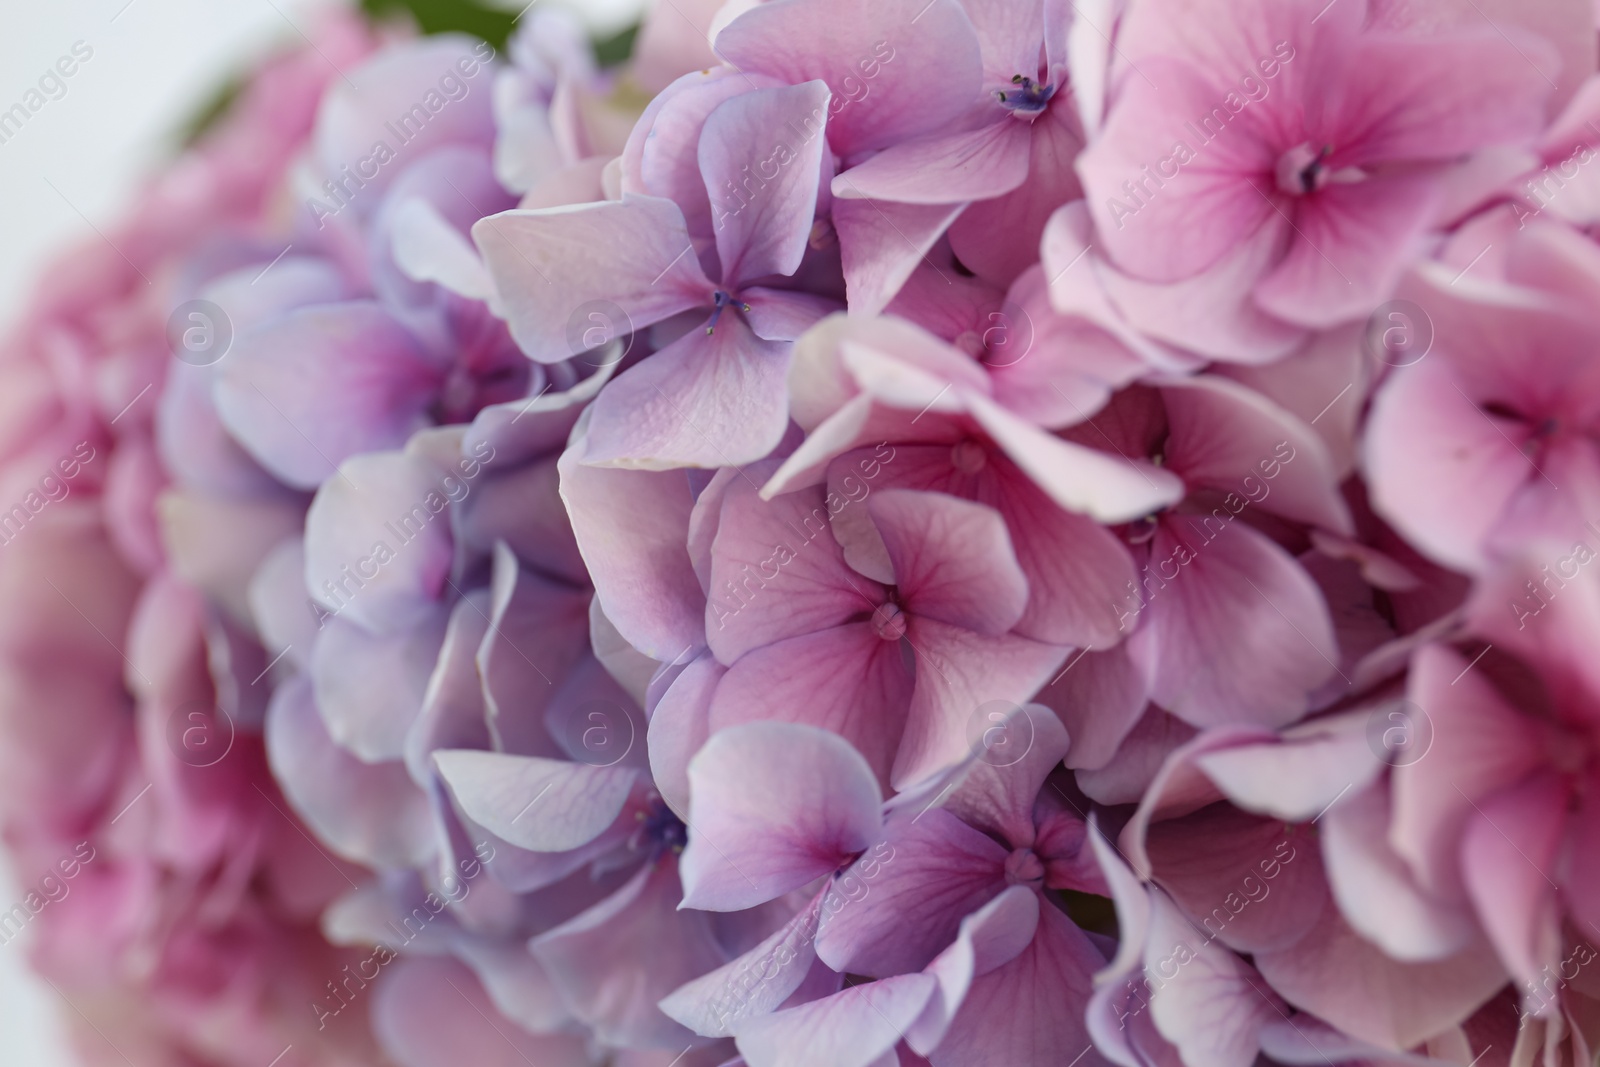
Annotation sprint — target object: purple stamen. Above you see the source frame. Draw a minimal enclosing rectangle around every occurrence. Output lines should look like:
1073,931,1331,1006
631,796,689,859
706,290,732,335
998,75,1056,114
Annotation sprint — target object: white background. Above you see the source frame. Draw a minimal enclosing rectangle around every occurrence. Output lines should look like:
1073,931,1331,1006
0,0,640,1062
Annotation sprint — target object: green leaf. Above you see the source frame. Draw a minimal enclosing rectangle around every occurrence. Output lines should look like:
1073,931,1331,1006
592,22,639,68
1059,889,1120,938
360,0,519,50
359,0,640,66
178,1,640,151
178,76,246,148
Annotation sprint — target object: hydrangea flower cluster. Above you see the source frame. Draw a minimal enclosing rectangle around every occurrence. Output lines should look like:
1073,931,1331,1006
6,0,1600,1065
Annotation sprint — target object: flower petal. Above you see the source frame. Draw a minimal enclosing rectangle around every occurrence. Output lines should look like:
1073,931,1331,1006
681,722,883,911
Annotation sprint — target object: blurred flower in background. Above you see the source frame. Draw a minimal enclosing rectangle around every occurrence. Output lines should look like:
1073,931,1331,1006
4,1,1600,1066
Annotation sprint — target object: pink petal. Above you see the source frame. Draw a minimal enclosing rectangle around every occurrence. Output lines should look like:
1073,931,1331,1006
893,620,1068,789
1564,768,1600,941
373,955,593,1067
944,704,1071,848
473,195,713,363
1255,1016,1447,1067
1145,889,1282,1067
1144,806,1326,954
159,490,306,631
1334,31,1554,166
701,81,833,287
1319,779,1479,962
303,449,455,636
772,313,985,471
1043,203,1301,367
532,857,727,1048
458,454,587,586
214,302,443,489
1119,727,1274,879
834,198,970,317
582,312,792,470
1010,496,1141,648
660,892,827,1037
734,973,938,1067
434,750,639,853
314,36,497,204
628,68,771,239
1192,716,1382,824
714,0,983,157
1364,355,1532,575
814,808,1007,977
1390,644,1546,898
871,489,1028,635
906,886,1041,1054
265,676,435,868
1096,222,1304,366
1085,816,1177,1067
742,287,838,342
965,0,1048,83
1219,325,1369,480
965,393,1184,523
1253,907,1508,1051
834,120,1033,205
631,0,730,92
708,625,913,791
248,538,319,676
312,610,449,762
1157,375,1353,534
477,544,593,757
933,903,1108,1067
947,104,1085,287
1461,772,1568,991
648,652,726,817
1128,518,1338,729
452,937,576,1035
1036,649,1150,773
1252,176,1439,329
1077,60,1276,284
405,593,493,782
681,722,883,911
1077,704,1200,807
559,435,706,661
983,265,1150,430
827,443,1140,646
707,479,887,666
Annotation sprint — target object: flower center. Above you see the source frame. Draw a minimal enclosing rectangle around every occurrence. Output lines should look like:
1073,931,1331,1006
1275,143,1333,196
808,219,837,251
997,75,1055,116
705,290,752,336
1005,848,1045,888
1124,513,1160,546
631,796,688,859
871,602,908,641
951,439,988,474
